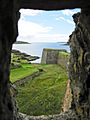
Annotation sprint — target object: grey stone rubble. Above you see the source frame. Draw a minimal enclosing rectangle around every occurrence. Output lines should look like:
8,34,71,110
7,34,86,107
18,110,78,120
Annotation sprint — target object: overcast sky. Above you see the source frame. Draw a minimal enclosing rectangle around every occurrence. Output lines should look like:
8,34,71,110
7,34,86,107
17,9,80,43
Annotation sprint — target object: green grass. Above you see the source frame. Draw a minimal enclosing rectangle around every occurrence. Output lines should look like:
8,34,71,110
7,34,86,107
59,51,69,56
10,64,38,82
16,64,68,116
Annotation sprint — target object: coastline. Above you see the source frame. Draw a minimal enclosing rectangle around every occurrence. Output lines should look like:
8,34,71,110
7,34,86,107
12,42,70,63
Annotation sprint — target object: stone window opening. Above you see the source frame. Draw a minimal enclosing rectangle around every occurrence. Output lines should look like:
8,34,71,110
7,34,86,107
10,8,77,117
0,1,90,119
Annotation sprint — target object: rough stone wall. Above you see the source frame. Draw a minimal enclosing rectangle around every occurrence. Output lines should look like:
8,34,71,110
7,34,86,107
0,0,20,120
19,0,90,10
57,52,69,69
41,49,59,64
41,48,69,67
69,9,90,119
41,49,48,64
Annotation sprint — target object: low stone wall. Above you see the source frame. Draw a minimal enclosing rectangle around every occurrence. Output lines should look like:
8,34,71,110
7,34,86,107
13,71,44,86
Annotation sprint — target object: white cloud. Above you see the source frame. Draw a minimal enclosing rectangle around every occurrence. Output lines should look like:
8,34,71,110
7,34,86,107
62,9,77,16
34,33,69,42
66,19,74,25
17,32,69,43
17,9,70,43
56,17,65,21
56,16,74,25
17,17,69,42
18,18,52,37
18,17,68,42
20,9,44,16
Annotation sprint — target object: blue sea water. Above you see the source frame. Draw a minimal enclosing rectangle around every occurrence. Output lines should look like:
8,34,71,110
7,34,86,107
12,42,70,63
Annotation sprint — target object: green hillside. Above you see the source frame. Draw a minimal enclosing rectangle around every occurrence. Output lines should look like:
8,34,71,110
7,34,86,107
10,50,68,116
11,64,68,116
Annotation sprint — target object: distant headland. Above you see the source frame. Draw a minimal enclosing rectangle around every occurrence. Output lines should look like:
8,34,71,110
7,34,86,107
14,41,30,44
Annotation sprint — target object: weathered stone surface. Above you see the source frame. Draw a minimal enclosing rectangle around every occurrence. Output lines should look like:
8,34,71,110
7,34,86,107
41,48,69,68
61,80,72,112
0,0,20,119
18,110,79,120
41,48,60,64
69,9,90,119
19,0,90,10
57,51,69,69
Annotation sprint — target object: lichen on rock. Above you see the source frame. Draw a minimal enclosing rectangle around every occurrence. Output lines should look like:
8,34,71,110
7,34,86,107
69,9,90,119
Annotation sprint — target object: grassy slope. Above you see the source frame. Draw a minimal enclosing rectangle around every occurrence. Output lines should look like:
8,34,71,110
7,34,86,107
10,64,38,82
16,64,68,116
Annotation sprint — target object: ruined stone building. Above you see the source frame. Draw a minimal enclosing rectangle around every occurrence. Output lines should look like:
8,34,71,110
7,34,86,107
0,0,90,120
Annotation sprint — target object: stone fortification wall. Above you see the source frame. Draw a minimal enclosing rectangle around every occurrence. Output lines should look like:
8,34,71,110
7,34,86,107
41,48,69,68
41,48,60,64
57,51,69,69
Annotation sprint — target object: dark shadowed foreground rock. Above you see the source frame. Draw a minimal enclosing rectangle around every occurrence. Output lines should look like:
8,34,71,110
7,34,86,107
68,9,90,120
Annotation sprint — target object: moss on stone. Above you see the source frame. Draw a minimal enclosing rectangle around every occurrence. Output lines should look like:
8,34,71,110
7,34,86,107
43,48,67,52
59,51,69,57
76,106,83,115
78,48,83,65
74,63,77,72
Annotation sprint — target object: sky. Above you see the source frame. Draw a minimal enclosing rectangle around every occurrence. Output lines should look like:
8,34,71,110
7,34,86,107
17,9,80,43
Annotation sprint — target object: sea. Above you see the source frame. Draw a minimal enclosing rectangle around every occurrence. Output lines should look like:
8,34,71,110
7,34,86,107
12,42,70,63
